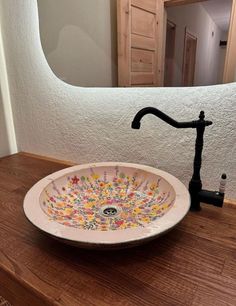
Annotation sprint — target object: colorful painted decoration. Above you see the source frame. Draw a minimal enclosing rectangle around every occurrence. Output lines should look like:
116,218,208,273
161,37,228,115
41,167,174,231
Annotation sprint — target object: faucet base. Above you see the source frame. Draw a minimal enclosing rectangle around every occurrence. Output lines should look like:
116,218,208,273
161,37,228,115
189,189,224,211
198,190,224,207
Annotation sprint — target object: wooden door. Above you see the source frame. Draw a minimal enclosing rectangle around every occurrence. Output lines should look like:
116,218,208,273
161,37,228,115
164,20,176,86
182,29,197,86
117,0,164,87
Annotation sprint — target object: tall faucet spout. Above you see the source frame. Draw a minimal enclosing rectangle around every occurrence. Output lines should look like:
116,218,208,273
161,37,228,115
131,107,212,129
131,106,217,211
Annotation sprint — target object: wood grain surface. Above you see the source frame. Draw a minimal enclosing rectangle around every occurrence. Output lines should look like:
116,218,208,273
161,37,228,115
0,296,12,306
0,154,236,306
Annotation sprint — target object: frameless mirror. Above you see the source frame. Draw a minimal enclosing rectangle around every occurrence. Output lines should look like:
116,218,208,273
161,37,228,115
37,0,233,87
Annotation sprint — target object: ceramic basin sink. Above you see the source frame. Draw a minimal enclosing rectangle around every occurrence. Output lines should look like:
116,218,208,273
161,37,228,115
24,162,190,249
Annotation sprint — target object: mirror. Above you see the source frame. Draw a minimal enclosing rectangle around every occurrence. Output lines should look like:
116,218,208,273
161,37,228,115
37,0,233,87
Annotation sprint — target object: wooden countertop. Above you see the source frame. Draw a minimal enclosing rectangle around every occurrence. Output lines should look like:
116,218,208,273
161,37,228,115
0,153,236,306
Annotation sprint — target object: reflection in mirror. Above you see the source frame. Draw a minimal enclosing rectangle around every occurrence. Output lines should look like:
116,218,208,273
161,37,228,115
165,0,232,87
37,0,232,88
37,0,118,87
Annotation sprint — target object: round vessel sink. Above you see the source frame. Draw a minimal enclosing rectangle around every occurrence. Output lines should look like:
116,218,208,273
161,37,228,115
24,162,190,249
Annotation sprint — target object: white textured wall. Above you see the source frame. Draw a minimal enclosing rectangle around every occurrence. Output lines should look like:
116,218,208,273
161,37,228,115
167,3,226,86
37,0,117,87
0,89,10,157
0,15,17,157
0,0,236,199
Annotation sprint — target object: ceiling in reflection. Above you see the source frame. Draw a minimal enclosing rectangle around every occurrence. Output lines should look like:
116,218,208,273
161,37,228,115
202,0,232,31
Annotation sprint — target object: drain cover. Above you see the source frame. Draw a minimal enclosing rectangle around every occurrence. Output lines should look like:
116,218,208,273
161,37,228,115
100,205,120,217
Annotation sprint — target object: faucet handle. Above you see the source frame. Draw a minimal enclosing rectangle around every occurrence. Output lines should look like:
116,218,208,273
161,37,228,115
197,111,213,127
199,111,205,120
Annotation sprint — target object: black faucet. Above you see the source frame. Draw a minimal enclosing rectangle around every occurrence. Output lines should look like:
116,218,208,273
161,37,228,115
131,107,225,211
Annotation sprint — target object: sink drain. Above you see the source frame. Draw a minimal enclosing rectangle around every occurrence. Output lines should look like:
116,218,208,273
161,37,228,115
101,206,119,217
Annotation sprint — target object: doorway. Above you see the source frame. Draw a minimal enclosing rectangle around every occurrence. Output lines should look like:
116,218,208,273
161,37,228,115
164,0,232,87
182,29,197,86
164,20,176,86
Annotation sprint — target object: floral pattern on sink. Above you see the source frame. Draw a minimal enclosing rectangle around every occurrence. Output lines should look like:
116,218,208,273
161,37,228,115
41,167,175,231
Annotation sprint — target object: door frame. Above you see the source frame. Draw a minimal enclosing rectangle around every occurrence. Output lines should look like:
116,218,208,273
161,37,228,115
162,0,236,84
182,28,197,86
164,20,177,86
